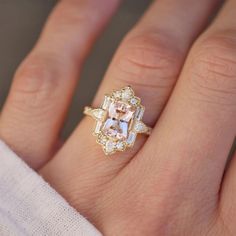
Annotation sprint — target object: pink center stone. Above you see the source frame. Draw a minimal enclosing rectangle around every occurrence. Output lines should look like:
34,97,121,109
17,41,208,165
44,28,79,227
102,101,135,140
108,101,134,122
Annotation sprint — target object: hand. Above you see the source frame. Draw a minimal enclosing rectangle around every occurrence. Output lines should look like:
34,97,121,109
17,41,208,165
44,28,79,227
1,0,236,235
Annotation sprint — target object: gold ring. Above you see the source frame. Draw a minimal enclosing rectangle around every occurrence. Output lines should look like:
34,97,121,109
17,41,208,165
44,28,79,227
84,86,152,155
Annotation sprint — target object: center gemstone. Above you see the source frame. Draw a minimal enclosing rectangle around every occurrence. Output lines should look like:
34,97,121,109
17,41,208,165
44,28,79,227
102,101,135,140
108,101,134,122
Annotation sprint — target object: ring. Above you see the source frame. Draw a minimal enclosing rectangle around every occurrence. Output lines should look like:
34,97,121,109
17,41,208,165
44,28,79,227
84,86,152,155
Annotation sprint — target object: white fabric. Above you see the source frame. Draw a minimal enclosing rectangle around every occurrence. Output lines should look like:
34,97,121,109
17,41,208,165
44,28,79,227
0,141,101,236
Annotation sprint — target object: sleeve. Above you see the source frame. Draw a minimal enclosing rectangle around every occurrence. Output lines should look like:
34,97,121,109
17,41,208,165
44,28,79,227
0,141,102,236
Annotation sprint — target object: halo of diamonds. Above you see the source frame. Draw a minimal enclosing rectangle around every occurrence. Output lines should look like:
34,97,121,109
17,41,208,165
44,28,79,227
91,86,149,155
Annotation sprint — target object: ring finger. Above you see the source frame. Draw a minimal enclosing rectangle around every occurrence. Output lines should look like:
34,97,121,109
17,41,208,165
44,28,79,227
40,0,222,210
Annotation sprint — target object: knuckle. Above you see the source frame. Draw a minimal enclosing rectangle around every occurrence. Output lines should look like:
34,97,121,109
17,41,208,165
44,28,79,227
114,31,182,89
188,32,236,105
10,53,60,112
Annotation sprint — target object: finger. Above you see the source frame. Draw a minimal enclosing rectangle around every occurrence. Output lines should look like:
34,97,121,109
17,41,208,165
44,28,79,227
40,0,221,214
220,145,236,227
130,0,236,218
0,0,120,169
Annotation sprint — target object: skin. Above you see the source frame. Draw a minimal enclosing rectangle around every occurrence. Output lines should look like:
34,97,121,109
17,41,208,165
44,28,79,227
0,0,236,235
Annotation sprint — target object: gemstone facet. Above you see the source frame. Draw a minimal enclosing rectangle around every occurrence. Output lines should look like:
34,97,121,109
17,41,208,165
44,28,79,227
102,118,128,140
108,101,134,122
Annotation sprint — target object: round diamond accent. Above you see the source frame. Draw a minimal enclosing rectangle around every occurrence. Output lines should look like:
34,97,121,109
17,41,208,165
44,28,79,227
101,136,107,145
116,141,125,151
113,91,122,98
130,97,139,106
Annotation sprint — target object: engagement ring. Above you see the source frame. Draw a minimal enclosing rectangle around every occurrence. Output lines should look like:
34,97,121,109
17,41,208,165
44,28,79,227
84,86,152,155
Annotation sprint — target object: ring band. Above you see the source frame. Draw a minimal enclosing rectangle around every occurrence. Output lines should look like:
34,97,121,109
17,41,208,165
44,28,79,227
84,86,152,155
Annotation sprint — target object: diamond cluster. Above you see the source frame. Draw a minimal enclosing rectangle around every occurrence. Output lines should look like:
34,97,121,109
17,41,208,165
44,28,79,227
93,86,146,155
